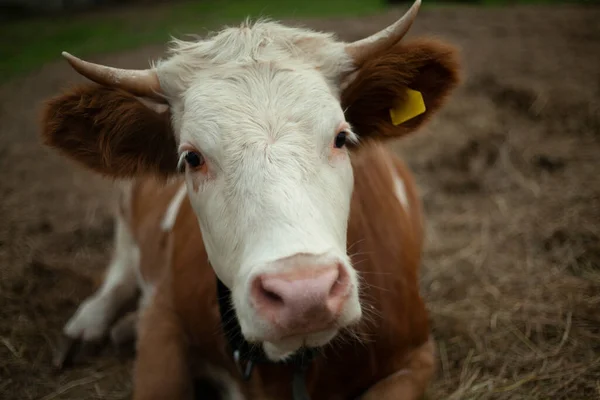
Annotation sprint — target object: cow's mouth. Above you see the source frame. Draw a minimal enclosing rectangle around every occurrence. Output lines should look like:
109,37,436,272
217,278,330,364
261,329,338,361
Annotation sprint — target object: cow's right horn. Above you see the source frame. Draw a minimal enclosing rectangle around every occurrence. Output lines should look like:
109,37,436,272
345,0,421,66
62,52,163,100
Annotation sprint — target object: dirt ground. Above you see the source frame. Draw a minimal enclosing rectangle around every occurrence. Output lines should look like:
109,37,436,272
1,4,599,400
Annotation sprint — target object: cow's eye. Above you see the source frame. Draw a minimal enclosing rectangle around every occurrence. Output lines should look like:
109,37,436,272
334,131,348,149
184,151,205,168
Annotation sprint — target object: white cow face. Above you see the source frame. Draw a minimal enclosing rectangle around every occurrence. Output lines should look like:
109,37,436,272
159,24,362,359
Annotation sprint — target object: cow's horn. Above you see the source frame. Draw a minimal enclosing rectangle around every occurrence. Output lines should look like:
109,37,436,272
345,0,421,66
62,52,163,100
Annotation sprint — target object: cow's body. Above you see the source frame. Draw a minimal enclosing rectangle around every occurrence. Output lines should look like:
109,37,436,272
41,2,461,397
66,142,432,399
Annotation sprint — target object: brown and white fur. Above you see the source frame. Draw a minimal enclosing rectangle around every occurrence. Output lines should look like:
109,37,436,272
40,1,460,397
63,143,436,399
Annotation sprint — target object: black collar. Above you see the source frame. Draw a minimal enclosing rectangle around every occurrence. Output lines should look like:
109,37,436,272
216,278,316,400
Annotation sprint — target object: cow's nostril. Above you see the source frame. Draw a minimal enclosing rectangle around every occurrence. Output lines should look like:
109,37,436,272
261,286,284,305
328,264,349,299
253,276,286,309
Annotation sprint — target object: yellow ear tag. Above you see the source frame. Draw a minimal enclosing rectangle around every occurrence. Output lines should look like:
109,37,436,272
390,88,426,126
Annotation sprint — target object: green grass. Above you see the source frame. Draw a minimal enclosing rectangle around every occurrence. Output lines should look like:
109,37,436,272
0,0,387,83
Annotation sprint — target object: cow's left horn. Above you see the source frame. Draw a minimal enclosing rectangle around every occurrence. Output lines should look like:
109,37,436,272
62,52,163,100
345,0,421,66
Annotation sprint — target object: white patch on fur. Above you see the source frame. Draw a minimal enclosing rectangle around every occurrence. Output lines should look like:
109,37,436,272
64,214,141,341
384,156,409,211
392,171,409,211
160,182,188,231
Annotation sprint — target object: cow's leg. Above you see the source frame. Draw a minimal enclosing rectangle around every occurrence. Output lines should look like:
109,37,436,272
109,285,155,347
360,337,435,400
132,291,193,400
54,208,141,368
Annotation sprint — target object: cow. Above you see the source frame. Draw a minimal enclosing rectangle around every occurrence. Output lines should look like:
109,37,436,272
40,0,460,398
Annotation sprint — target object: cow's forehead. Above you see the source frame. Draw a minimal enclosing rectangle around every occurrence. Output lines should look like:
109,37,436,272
178,63,345,151
183,63,341,119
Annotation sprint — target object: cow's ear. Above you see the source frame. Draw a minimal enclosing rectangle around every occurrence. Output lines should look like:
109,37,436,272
341,39,461,144
40,84,178,179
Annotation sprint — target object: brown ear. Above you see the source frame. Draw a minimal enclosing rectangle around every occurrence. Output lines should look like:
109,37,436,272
341,38,461,143
40,84,178,179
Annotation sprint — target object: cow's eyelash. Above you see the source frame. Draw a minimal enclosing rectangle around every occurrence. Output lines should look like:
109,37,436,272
344,129,359,144
177,151,189,172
